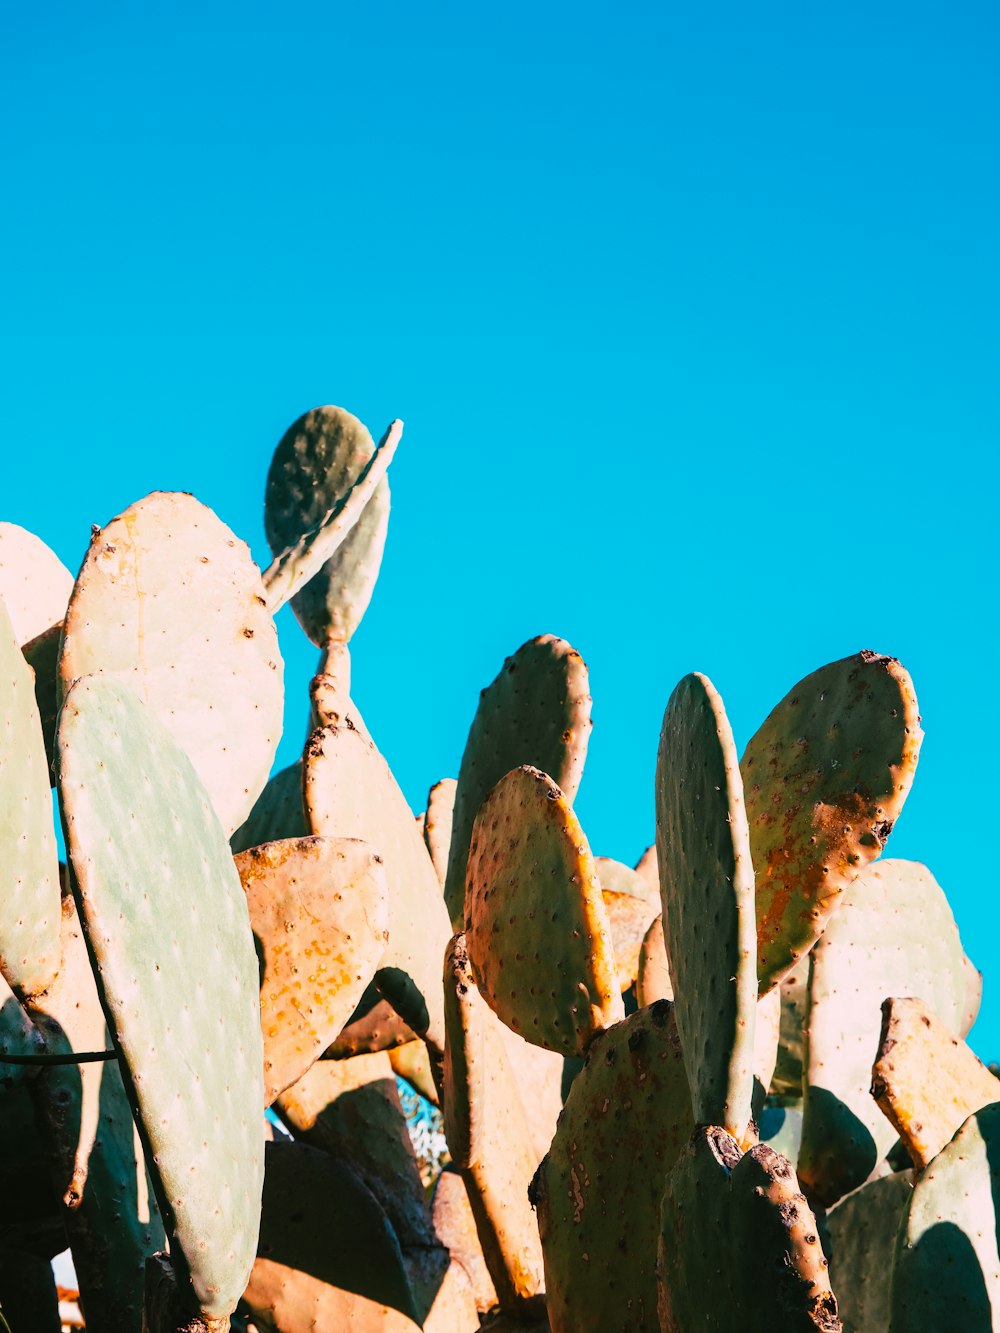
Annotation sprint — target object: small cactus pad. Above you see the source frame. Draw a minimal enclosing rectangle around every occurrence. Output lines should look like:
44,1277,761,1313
29,898,164,1332
431,1167,498,1314
444,635,592,928
388,1039,439,1105
277,1052,435,1253
327,988,417,1058
0,522,73,646
304,713,451,1060
264,405,390,646
596,855,659,902
0,596,61,1001
655,673,757,1140
658,1127,841,1332
798,860,965,1206
230,761,307,855
464,766,623,1057
636,914,673,1006
242,1139,420,1330
234,836,390,1106
423,777,457,887
871,996,1000,1170
601,888,660,992
826,1169,913,1333
59,491,284,835
960,953,983,1037
57,676,265,1321
443,934,546,1314
890,1103,1000,1331
741,651,922,994
532,1000,693,1333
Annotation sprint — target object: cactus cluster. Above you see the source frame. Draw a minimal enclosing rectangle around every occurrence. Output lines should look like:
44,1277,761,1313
0,403,992,1331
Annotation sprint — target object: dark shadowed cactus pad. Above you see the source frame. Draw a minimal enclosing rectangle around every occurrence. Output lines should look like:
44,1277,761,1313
891,1104,1000,1332
658,1127,841,1332
741,651,922,994
464,765,623,1057
264,405,390,647
57,675,265,1322
655,672,757,1140
827,1169,913,1333
0,596,61,1001
58,490,284,836
533,1001,693,1332
444,635,592,929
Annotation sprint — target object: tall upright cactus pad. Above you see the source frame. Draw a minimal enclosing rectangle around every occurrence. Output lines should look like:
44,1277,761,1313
304,712,451,1061
826,1170,913,1333
890,1104,1000,1332
234,836,389,1106
442,934,546,1315
655,673,757,1141
741,651,922,994
871,996,1000,1170
532,1000,693,1333
264,405,390,645
423,777,457,887
636,914,673,1006
444,635,592,928
658,1128,841,1332
58,491,284,835
798,860,965,1206
242,1140,420,1331
57,676,265,1323
0,596,61,1002
0,522,73,646
464,766,623,1057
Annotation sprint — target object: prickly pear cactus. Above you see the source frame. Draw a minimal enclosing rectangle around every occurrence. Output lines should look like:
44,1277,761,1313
741,651,922,993
0,522,73,646
464,765,623,1057
57,675,265,1323
826,1169,913,1333
444,635,592,928
655,672,757,1141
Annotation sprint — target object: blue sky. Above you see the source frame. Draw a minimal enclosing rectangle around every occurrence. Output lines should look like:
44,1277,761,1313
3,3,997,1051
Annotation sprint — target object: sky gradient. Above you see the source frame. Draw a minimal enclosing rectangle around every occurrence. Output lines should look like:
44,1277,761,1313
3,3,998,1051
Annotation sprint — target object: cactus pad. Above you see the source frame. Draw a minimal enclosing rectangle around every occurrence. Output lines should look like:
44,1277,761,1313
235,836,389,1106
741,651,922,994
423,777,457,887
890,1103,1000,1331
655,672,757,1140
826,1169,913,1333
304,712,451,1061
57,675,265,1321
533,1000,693,1332
59,491,284,835
636,914,673,1006
871,996,1000,1170
601,888,660,992
264,405,390,645
230,761,307,855
798,860,965,1206
464,766,623,1056
658,1127,841,1332
0,596,61,1002
0,522,73,646
444,635,592,928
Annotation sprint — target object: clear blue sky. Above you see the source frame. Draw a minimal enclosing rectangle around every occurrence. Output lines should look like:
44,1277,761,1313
3,4,997,1052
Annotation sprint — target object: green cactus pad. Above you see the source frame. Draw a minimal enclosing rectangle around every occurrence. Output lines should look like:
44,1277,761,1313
826,1169,913,1333
871,996,1000,1171
769,953,811,1102
29,900,164,1331
230,761,307,855
423,777,457,887
58,491,284,836
0,522,73,647
464,765,623,1057
264,405,390,646
655,673,757,1141
444,635,592,929
658,1127,841,1332
242,1140,420,1330
443,934,545,1314
235,836,389,1106
532,1000,693,1333
57,675,265,1321
960,953,983,1037
741,651,922,994
798,860,965,1207
303,711,451,1061
890,1104,1000,1332
0,596,61,1002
